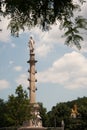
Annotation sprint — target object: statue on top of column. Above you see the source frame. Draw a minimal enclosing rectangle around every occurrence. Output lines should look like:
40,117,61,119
28,36,35,53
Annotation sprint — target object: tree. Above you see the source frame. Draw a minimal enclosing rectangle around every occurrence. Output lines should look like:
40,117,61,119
0,0,87,49
5,85,31,126
47,103,70,127
0,99,8,127
38,102,47,127
46,97,87,129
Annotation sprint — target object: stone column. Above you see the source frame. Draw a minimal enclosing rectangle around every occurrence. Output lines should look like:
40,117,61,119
28,51,37,104
27,37,42,127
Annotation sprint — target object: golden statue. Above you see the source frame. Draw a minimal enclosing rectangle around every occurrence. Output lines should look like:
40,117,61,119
71,104,79,118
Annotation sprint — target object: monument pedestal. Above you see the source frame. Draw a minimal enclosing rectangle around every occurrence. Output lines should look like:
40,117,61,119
18,127,47,130
18,127,64,130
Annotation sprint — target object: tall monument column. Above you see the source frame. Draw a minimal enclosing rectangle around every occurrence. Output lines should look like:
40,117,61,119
27,37,42,127
18,37,47,130
18,37,63,130
27,36,37,104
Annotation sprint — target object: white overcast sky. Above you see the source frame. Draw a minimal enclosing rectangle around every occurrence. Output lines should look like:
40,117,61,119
0,0,87,111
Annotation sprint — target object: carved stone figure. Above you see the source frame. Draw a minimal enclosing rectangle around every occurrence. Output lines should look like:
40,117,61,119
32,111,42,127
28,36,35,52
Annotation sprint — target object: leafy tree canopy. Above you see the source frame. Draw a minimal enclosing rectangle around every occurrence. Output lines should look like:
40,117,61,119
5,85,30,126
47,97,87,129
38,102,47,127
0,0,87,49
0,93,87,128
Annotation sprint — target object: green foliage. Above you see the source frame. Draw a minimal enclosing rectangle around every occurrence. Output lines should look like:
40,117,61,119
62,16,87,49
47,103,70,127
6,85,30,126
38,102,47,127
46,97,87,129
0,85,31,127
0,99,8,127
0,0,87,49
0,87,87,129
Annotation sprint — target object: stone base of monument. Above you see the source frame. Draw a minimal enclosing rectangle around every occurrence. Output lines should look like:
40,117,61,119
18,127,64,130
18,127,47,130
